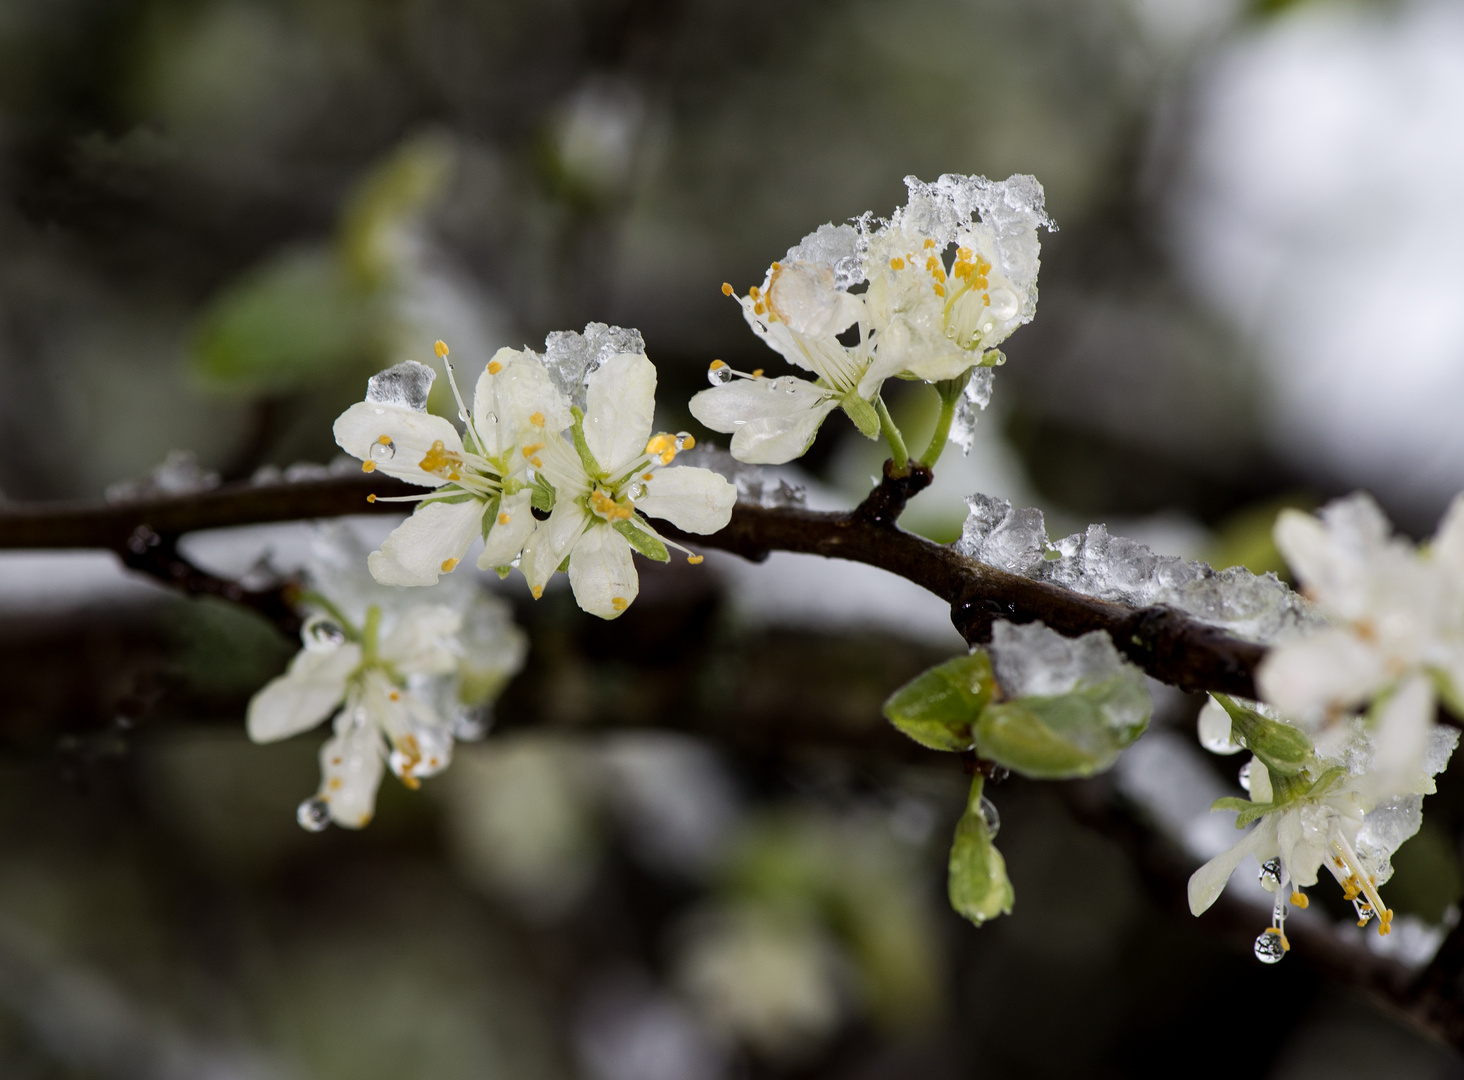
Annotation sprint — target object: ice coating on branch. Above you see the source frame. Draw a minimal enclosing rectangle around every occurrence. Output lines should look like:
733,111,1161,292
785,222,864,290
367,360,435,412
988,620,1127,697
957,495,1326,645
676,445,807,509
949,368,996,455
544,322,645,410
106,450,221,503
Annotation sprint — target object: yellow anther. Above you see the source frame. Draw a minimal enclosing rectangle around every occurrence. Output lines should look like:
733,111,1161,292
487,360,503,375
522,443,545,459
1380,909,1394,936
401,774,421,791
441,558,459,572
721,282,734,296
434,339,449,358
366,494,377,503
389,691,401,702
362,460,376,473
498,513,511,526
1290,892,1308,909
709,359,727,371
643,472,655,481
751,368,764,378
957,246,972,259
753,302,765,315
771,261,782,270
530,411,545,427
531,586,543,599
419,440,462,475
749,285,761,298
611,597,628,612
890,257,905,270
926,255,940,272
681,434,695,449
329,777,342,790
646,433,678,464
933,283,945,297
923,238,936,249
378,434,392,444
688,554,704,565
531,457,542,468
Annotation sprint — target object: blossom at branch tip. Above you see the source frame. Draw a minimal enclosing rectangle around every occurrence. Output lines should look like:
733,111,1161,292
1257,492,1464,788
520,351,736,619
689,174,1051,464
333,341,571,586
246,526,527,829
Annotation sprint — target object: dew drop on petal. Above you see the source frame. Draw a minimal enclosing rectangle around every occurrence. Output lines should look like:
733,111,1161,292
1254,930,1286,964
978,796,1000,839
369,440,396,462
302,615,346,652
1238,761,1252,793
627,482,646,500
297,797,331,832
1258,858,1282,892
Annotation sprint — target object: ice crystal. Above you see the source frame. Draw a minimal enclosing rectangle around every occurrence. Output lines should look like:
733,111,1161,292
105,450,220,503
676,445,806,509
366,360,435,412
957,494,1326,645
544,322,645,410
949,368,996,455
785,222,864,290
988,619,1127,699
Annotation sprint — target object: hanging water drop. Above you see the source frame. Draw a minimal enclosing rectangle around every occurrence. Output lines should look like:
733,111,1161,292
1238,761,1252,793
978,796,1000,839
297,797,330,832
1198,698,1244,754
302,614,346,652
1353,898,1374,924
370,439,396,462
1258,858,1282,892
707,363,734,386
1253,930,1286,964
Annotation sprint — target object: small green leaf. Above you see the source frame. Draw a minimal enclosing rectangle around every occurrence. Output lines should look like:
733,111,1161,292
493,565,511,580
1210,796,1275,828
948,777,1013,926
883,651,995,752
1214,694,1311,776
570,406,604,478
973,672,1151,779
531,474,557,514
614,519,670,562
841,393,881,439
479,495,502,540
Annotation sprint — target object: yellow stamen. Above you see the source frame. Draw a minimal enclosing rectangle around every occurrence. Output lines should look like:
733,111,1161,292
377,434,392,444
751,368,763,378
709,359,727,372
419,440,462,476
681,434,695,449
721,282,734,296
498,513,511,526
923,238,936,249
1290,892,1308,909
890,257,905,270
531,586,543,599
530,412,545,427
688,554,704,565
361,460,376,473
434,340,449,358
646,433,678,465
522,443,545,459
367,494,377,503
643,472,655,481
611,597,628,612
389,691,401,702
487,360,503,375
441,558,459,572
933,283,945,297
753,302,765,315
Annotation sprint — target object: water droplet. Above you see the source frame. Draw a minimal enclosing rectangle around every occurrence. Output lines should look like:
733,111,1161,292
1238,761,1252,793
674,432,692,451
1198,699,1244,754
1253,930,1286,964
297,797,330,832
986,765,1010,783
453,704,493,741
1258,859,1282,892
302,614,346,652
978,796,1000,839
1353,898,1374,923
708,365,734,386
369,439,396,462
627,482,646,500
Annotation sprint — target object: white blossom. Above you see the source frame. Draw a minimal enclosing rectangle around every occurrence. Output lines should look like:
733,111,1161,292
689,174,1050,464
1258,492,1464,788
333,341,571,586
521,351,737,619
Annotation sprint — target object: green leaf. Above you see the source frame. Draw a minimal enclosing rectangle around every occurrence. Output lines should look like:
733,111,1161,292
882,651,995,752
614,519,670,562
973,672,1152,779
1214,694,1311,776
479,495,502,541
1211,796,1275,828
841,393,882,439
570,406,604,478
948,777,1013,926
531,474,557,514
339,134,453,290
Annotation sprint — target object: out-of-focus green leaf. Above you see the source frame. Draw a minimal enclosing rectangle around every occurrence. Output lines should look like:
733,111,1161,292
882,651,994,752
1207,495,1317,578
948,777,1012,926
192,247,383,390
340,134,454,290
974,671,1151,779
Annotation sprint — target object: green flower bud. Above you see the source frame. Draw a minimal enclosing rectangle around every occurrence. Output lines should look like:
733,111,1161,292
948,777,1013,926
1212,694,1311,777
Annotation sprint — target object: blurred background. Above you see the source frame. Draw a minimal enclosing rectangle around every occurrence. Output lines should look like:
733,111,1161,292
4,0,1464,1075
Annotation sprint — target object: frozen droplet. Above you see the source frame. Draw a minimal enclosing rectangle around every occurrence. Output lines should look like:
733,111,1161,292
1238,761,1252,793
708,364,734,386
297,797,330,832
1198,699,1244,755
1258,858,1282,892
978,796,1000,839
366,361,435,412
674,432,692,451
545,322,644,409
1253,930,1286,964
986,287,1020,321
369,439,396,462
302,615,346,652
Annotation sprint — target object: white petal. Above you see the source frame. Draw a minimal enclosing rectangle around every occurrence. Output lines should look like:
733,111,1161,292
367,498,484,587
635,466,736,534
1187,817,1278,916
1256,630,1387,719
478,489,537,569
689,377,831,432
568,523,639,620
520,499,589,594
333,401,464,487
320,718,386,829
729,404,837,464
471,348,572,459
1432,492,1464,585
584,352,656,475
246,643,361,743
380,604,462,676
1372,672,1435,790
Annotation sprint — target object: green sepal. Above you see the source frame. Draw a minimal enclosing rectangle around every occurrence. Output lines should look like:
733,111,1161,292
1211,796,1275,828
977,349,1007,368
557,555,571,574
479,494,502,541
427,491,476,506
948,777,1013,926
933,368,974,405
841,393,881,439
1214,694,1311,776
973,672,1151,779
882,651,995,752
493,565,511,580
614,519,670,562
531,474,557,514
570,406,604,479
1305,765,1346,799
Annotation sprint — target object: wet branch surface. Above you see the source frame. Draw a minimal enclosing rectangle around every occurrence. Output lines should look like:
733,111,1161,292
6,464,1464,1048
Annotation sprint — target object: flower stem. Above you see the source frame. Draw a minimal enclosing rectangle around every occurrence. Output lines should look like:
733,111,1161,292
876,396,910,476
918,390,959,470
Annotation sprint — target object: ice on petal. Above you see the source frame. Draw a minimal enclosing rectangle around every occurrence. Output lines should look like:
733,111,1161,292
367,360,436,412
1319,492,1393,556
949,368,995,455
785,222,864,290
989,619,1126,698
1424,724,1460,777
1355,794,1424,885
544,322,646,410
